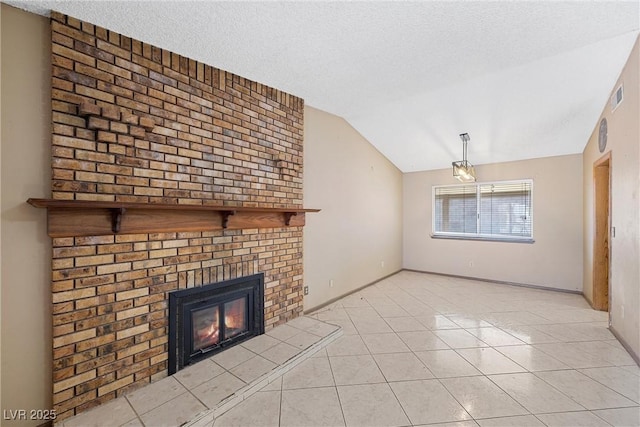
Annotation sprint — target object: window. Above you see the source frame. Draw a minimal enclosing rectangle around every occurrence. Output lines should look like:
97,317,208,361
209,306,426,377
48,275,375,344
432,179,533,242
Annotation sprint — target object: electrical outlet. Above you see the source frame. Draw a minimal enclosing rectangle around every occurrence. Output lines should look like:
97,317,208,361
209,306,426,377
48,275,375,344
381,261,385,268
621,305,624,318
329,279,334,288
469,261,474,267
303,286,309,295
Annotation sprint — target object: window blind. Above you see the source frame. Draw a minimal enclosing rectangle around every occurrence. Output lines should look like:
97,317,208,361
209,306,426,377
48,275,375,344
433,180,533,241
433,184,478,234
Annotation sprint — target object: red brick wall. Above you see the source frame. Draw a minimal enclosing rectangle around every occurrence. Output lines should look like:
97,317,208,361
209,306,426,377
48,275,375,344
49,12,304,421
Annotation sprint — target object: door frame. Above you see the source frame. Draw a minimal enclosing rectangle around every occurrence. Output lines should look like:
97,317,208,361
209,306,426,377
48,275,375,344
592,152,611,312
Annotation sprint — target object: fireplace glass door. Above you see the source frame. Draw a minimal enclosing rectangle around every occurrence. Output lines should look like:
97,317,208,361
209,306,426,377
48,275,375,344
190,295,248,355
188,294,251,357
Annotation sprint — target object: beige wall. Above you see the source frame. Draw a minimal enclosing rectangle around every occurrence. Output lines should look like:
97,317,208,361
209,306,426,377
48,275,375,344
583,36,639,358
303,107,403,310
0,5,52,425
404,154,584,291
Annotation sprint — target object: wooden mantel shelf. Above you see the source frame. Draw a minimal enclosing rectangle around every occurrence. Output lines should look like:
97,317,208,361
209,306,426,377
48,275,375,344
27,198,320,238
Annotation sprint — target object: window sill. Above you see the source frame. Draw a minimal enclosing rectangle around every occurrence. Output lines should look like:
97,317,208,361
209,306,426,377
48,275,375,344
431,234,535,244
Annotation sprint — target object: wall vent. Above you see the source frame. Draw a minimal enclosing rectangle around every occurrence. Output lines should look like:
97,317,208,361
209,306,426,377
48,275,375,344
611,84,623,112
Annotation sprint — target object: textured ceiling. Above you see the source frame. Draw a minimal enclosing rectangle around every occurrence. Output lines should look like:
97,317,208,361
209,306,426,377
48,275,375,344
6,1,640,172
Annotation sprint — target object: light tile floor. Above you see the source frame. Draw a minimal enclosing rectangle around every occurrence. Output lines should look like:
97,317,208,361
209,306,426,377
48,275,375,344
211,271,640,427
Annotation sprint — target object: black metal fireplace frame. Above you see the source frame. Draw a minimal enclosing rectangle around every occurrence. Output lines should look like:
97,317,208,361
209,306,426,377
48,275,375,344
168,273,265,374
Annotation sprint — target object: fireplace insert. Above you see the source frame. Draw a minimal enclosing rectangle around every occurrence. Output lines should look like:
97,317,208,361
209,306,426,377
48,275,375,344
168,273,265,374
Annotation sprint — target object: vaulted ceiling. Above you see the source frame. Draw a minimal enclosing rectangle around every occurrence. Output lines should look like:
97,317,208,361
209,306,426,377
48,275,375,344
7,1,640,172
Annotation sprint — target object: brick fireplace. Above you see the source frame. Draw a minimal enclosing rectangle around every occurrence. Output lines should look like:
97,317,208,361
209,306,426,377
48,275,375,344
44,12,308,422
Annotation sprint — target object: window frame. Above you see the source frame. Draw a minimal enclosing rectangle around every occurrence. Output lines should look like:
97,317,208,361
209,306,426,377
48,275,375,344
431,179,534,243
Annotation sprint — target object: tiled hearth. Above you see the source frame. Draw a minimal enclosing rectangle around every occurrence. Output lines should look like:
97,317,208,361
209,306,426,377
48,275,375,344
59,316,341,426
59,271,638,427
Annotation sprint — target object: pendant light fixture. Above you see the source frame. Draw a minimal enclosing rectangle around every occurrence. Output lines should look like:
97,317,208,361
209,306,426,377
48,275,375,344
452,133,476,182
